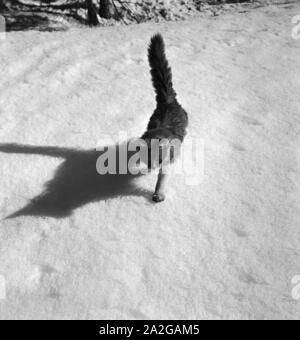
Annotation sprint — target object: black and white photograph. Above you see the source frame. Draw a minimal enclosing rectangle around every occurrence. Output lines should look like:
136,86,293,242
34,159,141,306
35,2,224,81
0,0,299,321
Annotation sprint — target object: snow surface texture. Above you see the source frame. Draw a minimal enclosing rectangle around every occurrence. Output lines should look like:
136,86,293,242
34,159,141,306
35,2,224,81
0,3,299,320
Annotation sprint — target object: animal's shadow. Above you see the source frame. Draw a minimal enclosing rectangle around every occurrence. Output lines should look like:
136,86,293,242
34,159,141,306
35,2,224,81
0,142,151,219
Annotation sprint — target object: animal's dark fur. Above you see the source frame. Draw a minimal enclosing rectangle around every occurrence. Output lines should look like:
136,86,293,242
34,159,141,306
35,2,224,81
142,34,189,166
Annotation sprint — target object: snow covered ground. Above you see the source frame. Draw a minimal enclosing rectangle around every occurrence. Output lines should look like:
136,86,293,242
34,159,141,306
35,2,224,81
0,3,299,320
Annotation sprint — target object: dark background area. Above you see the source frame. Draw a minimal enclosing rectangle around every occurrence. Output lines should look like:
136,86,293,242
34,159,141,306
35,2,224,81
0,0,296,31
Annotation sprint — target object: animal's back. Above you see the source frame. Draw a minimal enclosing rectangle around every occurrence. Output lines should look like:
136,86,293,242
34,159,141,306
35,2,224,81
147,34,188,141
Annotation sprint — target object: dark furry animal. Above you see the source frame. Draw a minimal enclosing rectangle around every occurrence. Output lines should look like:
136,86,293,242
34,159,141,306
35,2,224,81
142,34,188,203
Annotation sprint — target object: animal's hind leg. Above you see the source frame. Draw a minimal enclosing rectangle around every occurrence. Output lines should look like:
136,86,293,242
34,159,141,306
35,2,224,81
152,167,168,203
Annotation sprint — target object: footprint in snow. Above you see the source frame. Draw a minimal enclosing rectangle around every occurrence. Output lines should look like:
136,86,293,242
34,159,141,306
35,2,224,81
241,115,263,127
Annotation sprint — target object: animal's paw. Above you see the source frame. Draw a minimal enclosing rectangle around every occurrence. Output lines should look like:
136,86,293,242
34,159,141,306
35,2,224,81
152,193,166,203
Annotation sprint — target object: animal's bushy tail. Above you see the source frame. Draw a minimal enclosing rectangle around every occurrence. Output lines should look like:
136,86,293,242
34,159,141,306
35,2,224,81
148,34,176,105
